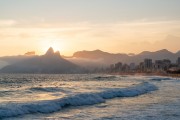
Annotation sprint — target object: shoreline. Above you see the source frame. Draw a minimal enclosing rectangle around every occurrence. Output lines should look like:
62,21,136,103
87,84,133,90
108,72,180,78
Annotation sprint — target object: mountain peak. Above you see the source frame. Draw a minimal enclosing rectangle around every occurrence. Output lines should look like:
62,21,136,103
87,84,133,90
45,47,54,55
139,51,151,55
0,47,80,73
94,49,103,52
44,47,61,57
158,49,169,52
55,51,60,56
156,49,172,54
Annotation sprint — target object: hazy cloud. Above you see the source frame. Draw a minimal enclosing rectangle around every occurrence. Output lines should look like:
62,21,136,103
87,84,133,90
0,20,180,56
0,19,17,27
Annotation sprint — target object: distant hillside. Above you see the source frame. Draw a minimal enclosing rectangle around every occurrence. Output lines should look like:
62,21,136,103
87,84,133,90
130,49,178,64
0,55,35,65
71,50,129,67
0,47,82,74
69,49,180,67
0,60,9,69
0,48,179,71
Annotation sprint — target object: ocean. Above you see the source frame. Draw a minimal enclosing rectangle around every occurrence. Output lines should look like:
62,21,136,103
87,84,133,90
0,74,179,120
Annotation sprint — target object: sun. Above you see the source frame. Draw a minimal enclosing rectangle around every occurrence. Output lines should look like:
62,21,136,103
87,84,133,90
49,41,60,52
39,37,65,54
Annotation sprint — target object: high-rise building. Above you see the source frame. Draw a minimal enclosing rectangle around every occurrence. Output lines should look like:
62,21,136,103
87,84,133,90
115,62,122,72
130,63,135,70
162,59,171,70
177,57,180,67
154,60,163,69
144,59,153,70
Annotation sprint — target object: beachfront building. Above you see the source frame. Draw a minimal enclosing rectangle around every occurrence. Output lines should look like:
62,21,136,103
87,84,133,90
114,62,122,72
130,63,136,71
138,62,144,72
154,59,171,72
129,63,136,72
144,59,153,72
122,64,130,72
162,59,171,70
109,64,115,72
108,62,130,73
154,60,163,71
177,57,180,67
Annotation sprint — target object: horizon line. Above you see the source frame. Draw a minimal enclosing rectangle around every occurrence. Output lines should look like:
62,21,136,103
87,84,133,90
0,48,180,57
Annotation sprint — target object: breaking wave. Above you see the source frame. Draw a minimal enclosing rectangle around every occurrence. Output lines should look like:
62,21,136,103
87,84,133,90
149,77,172,81
29,87,67,93
0,82,157,119
93,75,116,80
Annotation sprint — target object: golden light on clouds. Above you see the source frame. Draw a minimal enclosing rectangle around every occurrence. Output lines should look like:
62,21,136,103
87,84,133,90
0,19,17,27
0,0,180,56
0,20,180,56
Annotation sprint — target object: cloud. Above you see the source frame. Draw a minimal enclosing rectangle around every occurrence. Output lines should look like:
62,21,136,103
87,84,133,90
154,35,180,52
0,19,17,27
127,35,180,53
0,19,180,55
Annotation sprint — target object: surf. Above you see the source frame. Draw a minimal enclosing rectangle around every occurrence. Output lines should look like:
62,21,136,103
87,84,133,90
0,82,157,119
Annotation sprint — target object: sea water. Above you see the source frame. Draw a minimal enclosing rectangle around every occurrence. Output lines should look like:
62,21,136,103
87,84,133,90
0,74,179,120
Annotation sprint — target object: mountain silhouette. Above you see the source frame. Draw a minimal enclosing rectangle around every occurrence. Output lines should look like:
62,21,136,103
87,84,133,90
0,47,81,73
72,49,129,65
129,49,175,64
0,48,179,71
45,47,56,56
71,49,180,66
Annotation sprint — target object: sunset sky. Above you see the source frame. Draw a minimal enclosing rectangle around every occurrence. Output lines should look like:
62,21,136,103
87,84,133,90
0,0,180,56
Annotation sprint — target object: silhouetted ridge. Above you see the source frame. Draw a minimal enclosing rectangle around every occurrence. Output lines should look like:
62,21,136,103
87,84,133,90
176,51,180,56
139,51,151,55
0,48,180,71
0,47,82,74
70,49,180,66
45,47,55,56
44,47,61,58
156,49,172,54
55,51,61,56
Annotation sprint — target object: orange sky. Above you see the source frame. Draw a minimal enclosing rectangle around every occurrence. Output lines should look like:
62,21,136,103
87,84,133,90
0,0,180,56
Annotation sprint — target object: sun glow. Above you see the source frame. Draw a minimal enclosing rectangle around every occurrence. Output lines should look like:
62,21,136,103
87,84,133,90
39,37,65,54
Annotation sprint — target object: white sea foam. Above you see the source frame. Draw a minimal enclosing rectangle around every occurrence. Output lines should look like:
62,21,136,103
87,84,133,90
0,82,157,118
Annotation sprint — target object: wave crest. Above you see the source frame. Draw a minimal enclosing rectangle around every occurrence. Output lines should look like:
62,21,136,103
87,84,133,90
149,77,172,81
93,75,116,80
29,87,67,93
0,82,157,118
